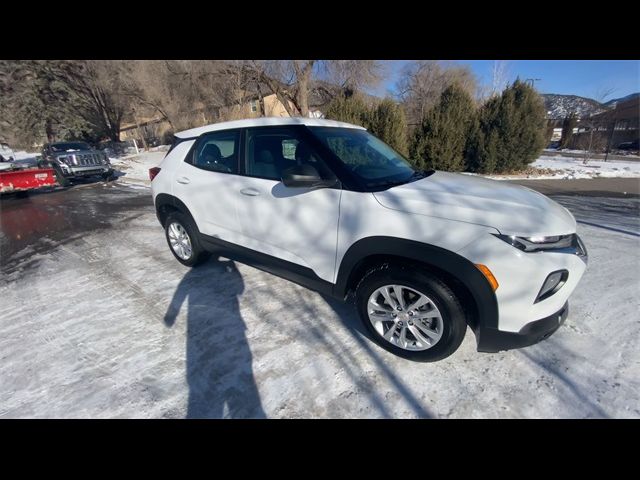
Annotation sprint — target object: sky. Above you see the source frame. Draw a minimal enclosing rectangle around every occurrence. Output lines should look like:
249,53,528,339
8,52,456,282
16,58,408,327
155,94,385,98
381,60,639,101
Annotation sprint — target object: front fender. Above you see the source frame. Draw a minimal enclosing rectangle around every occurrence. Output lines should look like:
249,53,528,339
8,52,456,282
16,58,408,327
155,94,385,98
333,236,499,332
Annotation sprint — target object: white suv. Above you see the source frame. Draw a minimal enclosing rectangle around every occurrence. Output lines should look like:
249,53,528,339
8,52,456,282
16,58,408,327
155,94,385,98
151,117,588,361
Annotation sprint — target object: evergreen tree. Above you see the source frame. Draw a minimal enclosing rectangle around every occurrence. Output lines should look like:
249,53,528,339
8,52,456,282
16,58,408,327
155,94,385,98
367,98,408,156
410,84,476,171
324,93,371,128
467,79,547,173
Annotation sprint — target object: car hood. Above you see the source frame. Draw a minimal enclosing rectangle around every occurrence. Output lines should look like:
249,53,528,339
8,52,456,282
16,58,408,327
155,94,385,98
372,171,576,237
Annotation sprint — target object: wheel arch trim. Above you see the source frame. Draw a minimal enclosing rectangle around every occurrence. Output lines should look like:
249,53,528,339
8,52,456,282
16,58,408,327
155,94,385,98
334,236,499,330
154,193,196,228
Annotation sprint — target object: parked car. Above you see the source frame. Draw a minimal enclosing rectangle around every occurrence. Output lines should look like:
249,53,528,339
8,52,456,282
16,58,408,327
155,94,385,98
617,140,639,151
150,118,588,362
0,142,15,162
41,141,115,184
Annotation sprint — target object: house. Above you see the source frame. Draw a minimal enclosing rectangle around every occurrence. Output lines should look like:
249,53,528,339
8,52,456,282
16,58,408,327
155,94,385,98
585,95,639,149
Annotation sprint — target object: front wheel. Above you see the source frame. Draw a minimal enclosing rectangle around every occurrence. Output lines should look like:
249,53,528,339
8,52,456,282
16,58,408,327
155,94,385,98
101,169,116,181
164,212,210,267
356,265,467,362
47,162,70,187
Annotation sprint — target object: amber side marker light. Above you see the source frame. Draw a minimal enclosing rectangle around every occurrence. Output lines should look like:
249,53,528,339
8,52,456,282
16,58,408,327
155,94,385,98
475,264,499,291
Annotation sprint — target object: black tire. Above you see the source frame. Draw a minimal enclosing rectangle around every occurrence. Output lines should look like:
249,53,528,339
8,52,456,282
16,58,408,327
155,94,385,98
355,264,467,362
49,163,70,188
164,212,210,267
101,169,116,181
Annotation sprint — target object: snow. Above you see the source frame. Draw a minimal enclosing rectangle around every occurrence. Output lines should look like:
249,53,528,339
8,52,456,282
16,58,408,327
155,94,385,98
110,147,168,186
12,151,40,161
480,155,640,181
0,185,638,418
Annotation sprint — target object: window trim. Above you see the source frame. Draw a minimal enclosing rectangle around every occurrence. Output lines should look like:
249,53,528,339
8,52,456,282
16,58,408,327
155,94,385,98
185,129,243,175
241,125,340,186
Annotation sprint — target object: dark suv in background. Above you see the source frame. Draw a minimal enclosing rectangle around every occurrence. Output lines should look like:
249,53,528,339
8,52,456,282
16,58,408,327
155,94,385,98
41,141,115,184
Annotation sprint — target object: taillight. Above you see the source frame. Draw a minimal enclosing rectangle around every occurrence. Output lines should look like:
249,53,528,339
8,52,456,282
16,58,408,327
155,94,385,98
149,167,161,181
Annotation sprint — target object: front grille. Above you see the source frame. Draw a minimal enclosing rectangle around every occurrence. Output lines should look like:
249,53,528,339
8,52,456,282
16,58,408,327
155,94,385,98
78,153,100,166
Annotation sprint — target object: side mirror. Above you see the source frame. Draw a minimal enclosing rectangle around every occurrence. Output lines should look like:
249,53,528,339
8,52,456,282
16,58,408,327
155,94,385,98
281,164,336,188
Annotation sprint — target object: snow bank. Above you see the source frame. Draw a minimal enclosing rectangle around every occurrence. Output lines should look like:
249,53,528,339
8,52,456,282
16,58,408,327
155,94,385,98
110,147,169,187
481,155,640,181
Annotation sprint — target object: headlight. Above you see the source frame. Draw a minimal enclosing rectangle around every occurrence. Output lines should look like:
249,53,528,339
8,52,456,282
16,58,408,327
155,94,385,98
493,233,575,252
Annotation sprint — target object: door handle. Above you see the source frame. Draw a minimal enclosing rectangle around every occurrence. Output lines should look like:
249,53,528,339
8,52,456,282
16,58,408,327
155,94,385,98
240,188,260,196
176,176,190,184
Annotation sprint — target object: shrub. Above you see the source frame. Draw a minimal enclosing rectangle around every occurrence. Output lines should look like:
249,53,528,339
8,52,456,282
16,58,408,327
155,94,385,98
410,84,477,171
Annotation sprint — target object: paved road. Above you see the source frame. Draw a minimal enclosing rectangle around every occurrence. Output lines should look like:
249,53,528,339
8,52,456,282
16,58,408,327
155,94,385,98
1,182,152,266
1,178,638,418
509,177,640,198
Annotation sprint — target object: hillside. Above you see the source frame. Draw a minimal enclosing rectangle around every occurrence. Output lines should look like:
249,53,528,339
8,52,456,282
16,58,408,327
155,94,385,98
542,94,607,119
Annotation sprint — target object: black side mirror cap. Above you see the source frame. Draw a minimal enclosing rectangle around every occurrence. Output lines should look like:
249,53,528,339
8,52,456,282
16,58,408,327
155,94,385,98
281,164,336,188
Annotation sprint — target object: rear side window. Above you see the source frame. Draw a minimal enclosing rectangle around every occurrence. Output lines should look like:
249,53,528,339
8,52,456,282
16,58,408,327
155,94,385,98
191,130,240,174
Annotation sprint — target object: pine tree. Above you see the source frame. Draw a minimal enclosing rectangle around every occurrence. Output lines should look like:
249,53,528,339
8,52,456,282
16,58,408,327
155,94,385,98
410,84,476,171
367,98,408,156
324,93,371,128
467,79,547,173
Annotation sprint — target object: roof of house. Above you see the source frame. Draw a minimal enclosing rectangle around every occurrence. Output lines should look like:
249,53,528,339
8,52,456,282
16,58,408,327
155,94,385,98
591,96,640,122
175,117,366,138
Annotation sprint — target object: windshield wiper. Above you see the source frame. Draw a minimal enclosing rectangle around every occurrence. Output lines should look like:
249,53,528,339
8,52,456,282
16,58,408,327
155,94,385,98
365,169,435,189
411,169,434,180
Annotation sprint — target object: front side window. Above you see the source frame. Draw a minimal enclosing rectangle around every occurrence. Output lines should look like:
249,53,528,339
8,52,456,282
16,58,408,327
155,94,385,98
245,127,333,181
192,130,240,174
309,127,426,189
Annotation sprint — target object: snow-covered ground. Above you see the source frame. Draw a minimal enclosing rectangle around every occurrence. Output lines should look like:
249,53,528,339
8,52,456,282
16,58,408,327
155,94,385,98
109,147,168,186
13,150,40,161
499,155,640,180
0,184,638,418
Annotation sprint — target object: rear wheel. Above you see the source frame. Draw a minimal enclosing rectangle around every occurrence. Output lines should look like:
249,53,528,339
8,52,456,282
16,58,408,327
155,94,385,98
164,212,210,267
355,264,467,362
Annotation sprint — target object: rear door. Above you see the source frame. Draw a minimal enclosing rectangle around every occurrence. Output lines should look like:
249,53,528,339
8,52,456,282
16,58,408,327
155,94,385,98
234,126,341,283
172,129,244,243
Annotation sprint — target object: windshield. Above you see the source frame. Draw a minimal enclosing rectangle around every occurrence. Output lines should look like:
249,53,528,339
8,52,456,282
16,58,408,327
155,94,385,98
51,142,91,152
309,127,426,188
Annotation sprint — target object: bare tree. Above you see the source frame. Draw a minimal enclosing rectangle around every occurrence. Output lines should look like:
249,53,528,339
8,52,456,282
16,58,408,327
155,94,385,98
577,85,617,163
121,60,240,131
395,61,477,126
490,60,510,96
321,60,385,95
247,60,386,118
57,60,132,142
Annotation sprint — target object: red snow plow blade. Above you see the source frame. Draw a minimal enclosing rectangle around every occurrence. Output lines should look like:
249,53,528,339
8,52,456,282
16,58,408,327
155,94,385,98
0,167,57,194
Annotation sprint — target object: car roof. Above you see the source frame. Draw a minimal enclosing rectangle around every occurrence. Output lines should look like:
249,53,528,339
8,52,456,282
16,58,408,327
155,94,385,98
174,117,367,139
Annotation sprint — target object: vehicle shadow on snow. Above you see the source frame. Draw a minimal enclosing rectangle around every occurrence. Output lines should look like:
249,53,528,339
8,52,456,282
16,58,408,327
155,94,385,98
163,257,266,419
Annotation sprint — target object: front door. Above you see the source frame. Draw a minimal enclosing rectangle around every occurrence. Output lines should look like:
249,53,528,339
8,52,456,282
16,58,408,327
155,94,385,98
234,126,341,283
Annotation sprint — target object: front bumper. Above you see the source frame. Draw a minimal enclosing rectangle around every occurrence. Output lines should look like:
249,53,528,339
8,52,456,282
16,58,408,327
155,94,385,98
65,165,111,177
477,302,569,352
